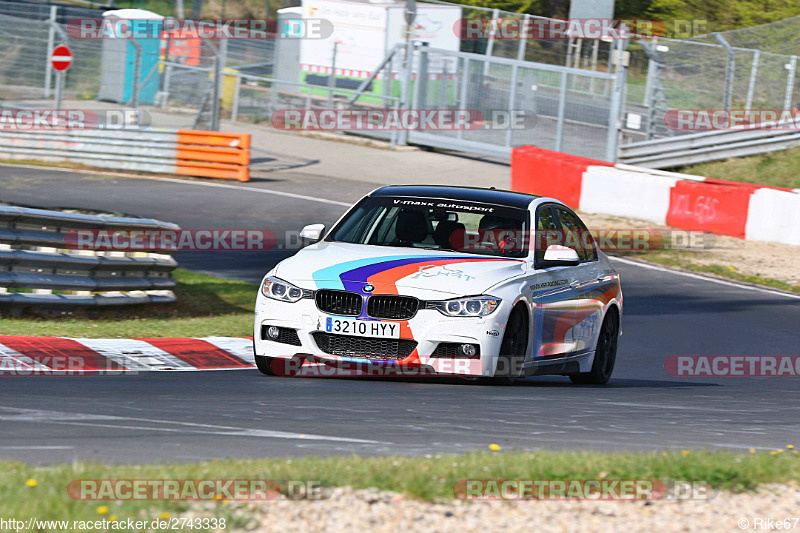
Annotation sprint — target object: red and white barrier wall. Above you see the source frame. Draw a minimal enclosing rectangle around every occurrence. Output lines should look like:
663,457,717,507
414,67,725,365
511,146,800,245
0,336,255,373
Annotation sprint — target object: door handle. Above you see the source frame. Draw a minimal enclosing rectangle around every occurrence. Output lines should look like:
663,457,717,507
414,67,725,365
570,280,580,288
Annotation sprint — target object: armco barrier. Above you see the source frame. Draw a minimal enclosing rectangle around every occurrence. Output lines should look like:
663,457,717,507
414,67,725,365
619,118,800,169
0,128,250,182
511,146,800,245
0,205,179,308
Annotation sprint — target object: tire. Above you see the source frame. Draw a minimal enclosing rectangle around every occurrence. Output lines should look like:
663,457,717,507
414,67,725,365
570,309,619,385
253,341,305,377
488,305,528,386
254,354,277,376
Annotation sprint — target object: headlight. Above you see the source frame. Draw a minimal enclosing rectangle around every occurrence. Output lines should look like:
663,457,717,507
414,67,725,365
261,276,304,302
428,296,501,317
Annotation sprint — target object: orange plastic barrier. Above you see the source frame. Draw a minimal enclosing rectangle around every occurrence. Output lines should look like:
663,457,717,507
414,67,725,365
175,130,251,182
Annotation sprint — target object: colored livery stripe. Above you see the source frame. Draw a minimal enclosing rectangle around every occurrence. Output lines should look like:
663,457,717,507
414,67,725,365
314,255,522,294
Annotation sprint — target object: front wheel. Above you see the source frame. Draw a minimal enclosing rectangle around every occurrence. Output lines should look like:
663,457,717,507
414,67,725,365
570,310,619,385
254,354,277,376
487,306,528,386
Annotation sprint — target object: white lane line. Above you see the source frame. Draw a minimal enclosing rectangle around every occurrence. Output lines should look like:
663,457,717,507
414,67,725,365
52,421,379,443
150,177,352,207
0,446,74,450
0,407,382,444
610,256,800,301
0,163,352,207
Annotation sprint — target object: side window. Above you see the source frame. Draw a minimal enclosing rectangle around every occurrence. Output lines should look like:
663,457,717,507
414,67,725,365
535,206,560,264
554,208,588,262
573,213,598,262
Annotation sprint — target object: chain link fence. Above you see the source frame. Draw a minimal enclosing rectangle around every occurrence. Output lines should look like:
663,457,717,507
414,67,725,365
1,0,800,155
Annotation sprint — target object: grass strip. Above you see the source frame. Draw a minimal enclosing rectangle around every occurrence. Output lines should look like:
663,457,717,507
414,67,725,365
2,449,799,529
613,249,800,294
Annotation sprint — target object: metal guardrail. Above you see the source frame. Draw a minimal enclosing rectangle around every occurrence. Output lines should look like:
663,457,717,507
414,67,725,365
0,127,251,181
618,119,800,168
0,205,179,308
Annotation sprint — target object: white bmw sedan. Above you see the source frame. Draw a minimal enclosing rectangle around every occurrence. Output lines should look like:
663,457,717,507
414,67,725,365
254,185,622,384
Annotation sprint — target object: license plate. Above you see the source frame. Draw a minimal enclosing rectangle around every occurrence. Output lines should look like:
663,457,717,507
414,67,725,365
323,316,400,339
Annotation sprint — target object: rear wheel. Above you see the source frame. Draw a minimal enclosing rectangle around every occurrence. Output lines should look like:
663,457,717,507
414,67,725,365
570,309,619,385
488,306,528,385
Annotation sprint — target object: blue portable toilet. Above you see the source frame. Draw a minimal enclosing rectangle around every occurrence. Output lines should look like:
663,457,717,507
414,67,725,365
97,9,164,104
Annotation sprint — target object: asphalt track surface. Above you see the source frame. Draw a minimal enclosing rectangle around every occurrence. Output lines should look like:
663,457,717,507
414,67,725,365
1,166,799,464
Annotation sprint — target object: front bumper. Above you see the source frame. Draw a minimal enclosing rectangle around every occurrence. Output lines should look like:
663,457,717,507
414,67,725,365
253,295,510,377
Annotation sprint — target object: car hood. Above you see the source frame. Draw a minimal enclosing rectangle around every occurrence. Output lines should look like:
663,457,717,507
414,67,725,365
274,241,526,298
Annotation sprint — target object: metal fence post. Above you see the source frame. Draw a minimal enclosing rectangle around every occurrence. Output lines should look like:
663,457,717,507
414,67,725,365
483,8,499,75
128,39,142,108
161,64,172,108
643,58,655,106
516,14,529,61
231,73,241,122
54,71,63,110
605,45,627,162
211,37,227,131
328,41,338,109
783,56,797,111
714,33,734,112
44,5,57,98
398,39,414,145
456,57,469,142
554,70,567,152
439,60,449,108
745,50,759,110
412,46,428,111
504,63,519,148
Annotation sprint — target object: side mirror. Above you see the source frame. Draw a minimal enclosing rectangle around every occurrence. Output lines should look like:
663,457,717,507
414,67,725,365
540,244,580,268
299,224,326,244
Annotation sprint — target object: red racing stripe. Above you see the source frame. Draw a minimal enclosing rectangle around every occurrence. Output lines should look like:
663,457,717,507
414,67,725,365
139,338,251,369
0,336,125,373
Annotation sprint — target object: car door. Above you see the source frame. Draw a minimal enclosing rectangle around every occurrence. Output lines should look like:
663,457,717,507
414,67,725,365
552,206,603,355
529,204,579,360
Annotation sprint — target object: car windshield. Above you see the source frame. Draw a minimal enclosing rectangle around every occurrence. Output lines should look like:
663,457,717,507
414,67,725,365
327,196,530,258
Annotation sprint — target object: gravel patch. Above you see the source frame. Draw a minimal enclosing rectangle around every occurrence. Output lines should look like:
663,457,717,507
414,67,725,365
188,484,800,532
579,212,800,286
